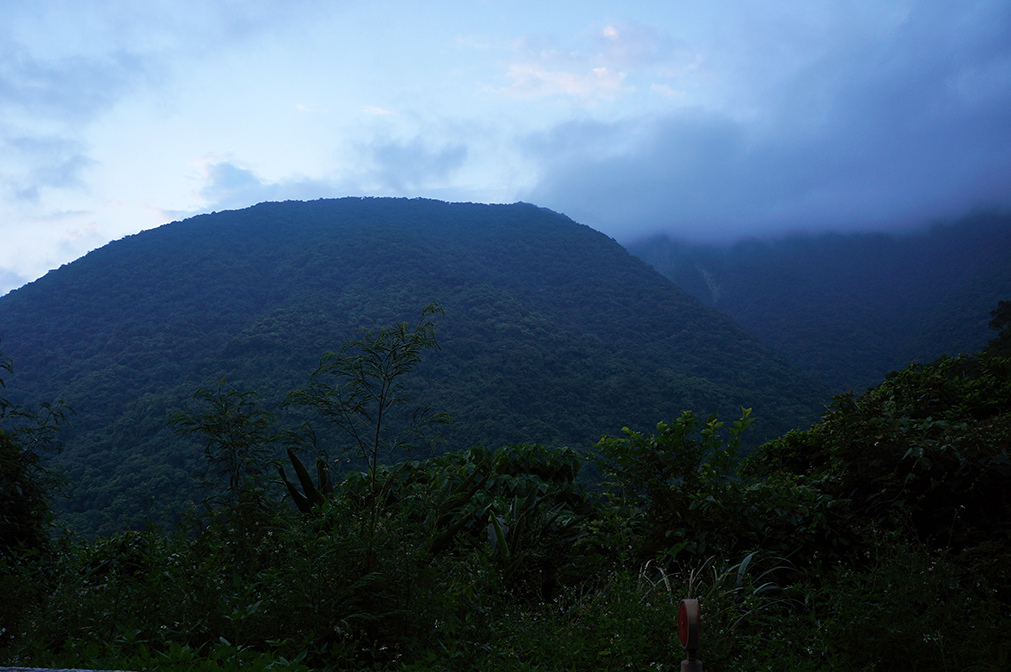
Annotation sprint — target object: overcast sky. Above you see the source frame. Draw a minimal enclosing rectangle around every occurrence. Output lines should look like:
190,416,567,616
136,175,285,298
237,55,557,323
2,0,1010,296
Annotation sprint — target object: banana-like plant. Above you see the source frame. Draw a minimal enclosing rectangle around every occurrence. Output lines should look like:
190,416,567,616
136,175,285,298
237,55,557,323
424,460,492,555
278,447,333,513
485,487,588,584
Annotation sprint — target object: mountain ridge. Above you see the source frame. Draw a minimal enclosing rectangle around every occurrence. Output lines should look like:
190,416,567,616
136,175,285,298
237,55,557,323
0,197,827,535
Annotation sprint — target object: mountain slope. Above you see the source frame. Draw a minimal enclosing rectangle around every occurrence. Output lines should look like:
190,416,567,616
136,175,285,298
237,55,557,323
0,198,827,535
627,211,1011,392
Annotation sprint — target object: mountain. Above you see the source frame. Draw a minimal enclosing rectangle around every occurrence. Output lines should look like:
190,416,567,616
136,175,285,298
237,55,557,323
0,198,827,535
626,211,1011,392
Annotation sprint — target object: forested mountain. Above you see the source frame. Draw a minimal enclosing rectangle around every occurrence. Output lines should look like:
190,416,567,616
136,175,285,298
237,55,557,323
0,198,826,535
627,210,1011,392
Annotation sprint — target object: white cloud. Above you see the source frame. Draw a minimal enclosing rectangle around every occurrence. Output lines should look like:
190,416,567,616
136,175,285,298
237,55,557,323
496,64,629,102
510,1,1011,242
486,20,698,108
595,22,678,68
650,83,682,99
191,159,342,213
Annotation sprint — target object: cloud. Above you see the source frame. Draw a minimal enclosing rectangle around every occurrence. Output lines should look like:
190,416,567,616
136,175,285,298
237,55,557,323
195,160,342,212
2,135,95,198
521,113,754,238
0,0,319,210
0,46,148,202
0,206,109,297
199,161,264,203
521,1,1011,241
650,83,683,99
0,48,152,122
195,136,472,215
365,139,468,192
497,64,629,102
487,22,681,104
0,268,29,298
596,22,682,68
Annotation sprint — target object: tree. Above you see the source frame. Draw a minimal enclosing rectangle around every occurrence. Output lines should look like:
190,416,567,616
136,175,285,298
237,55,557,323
0,344,69,557
987,299,1011,356
168,381,277,500
593,409,754,565
284,303,451,538
0,344,70,645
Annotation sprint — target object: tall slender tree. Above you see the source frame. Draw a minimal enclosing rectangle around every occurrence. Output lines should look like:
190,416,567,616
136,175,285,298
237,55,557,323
285,303,451,544
168,381,277,500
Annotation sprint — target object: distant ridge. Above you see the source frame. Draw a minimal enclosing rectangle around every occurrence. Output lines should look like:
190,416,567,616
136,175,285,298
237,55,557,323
0,198,827,535
628,211,1011,392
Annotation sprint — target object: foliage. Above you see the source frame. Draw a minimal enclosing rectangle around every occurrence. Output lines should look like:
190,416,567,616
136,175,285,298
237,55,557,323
284,302,451,552
988,298,1011,355
1,442,602,670
758,353,1011,586
594,409,752,562
629,210,1011,392
593,408,849,580
168,381,278,499
277,447,332,514
0,345,70,553
0,343,70,645
806,532,1011,672
0,424,60,558
5,421,1011,670
0,197,826,536
5,291,1011,670
286,303,449,466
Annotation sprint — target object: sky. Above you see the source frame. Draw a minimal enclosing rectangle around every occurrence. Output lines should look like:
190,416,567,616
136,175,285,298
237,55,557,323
2,0,1010,296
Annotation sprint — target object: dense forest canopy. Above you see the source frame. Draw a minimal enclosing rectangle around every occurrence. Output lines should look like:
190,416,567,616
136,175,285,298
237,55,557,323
0,198,826,536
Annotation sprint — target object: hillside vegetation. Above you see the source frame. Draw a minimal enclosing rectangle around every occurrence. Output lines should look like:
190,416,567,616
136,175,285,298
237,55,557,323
0,198,825,536
1,310,1009,671
627,210,1011,392
4,199,1007,669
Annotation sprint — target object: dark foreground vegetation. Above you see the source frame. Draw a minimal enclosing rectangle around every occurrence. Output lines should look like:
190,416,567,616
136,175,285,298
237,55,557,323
2,302,1010,671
